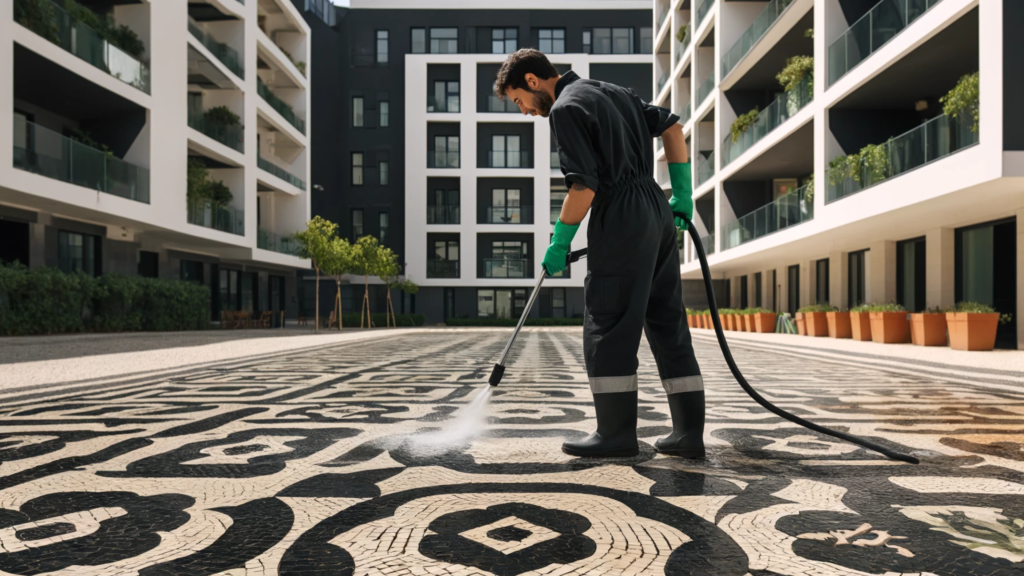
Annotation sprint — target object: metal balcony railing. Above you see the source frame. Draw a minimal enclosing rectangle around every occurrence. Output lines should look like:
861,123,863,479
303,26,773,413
483,258,530,278
484,206,533,224
257,78,305,134
722,74,812,167
13,115,150,203
487,151,532,168
427,95,460,113
721,0,796,78
258,229,300,254
187,111,244,153
188,16,244,79
428,151,460,168
700,232,715,255
696,0,715,29
428,260,460,278
696,73,715,107
187,200,244,235
696,151,715,187
427,205,460,224
723,184,813,250
257,156,307,190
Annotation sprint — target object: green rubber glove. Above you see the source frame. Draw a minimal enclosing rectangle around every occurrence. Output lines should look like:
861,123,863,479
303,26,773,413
668,162,693,230
542,219,579,276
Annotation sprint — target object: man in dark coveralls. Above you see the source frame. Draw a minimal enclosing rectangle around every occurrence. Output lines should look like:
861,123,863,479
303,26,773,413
495,49,704,459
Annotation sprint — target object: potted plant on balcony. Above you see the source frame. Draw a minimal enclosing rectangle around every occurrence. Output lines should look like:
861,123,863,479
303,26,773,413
14,0,60,44
826,308,852,339
798,304,833,337
910,307,949,347
849,304,872,341
777,55,813,115
940,71,980,133
867,302,909,344
730,108,759,144
947,302,1009,351
676,24,690,45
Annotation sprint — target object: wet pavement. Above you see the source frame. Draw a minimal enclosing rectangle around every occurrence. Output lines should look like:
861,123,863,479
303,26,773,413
1,329,1023,575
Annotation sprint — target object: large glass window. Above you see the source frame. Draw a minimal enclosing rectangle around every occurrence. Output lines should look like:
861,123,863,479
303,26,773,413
352,209,364,239
181,260,203,283
552,287,566,317
219,269,239,312
431,81,460,113
492,28,517,54
352,97,364,127
640,27,653,53
550,183,567,224
379,161,389,185
432,135,459,168
411,28,426,53
754,272,763,307
379,101,389,127
376,30,389,64
787,264,799,314
740,275,749,309
848,250,867,308
815,259,829,305
485,241,528,278
489,188,523,223
582,30,592,54
431,28,458,54
897,237,926,312
428,188,460,224
352,153,364,185
538,28,565,53
379,211,389,245
587,28,634,54
428,238,459,278
490,135,521,168
955,218,1017,349
57,231,98,276
477,288,526,319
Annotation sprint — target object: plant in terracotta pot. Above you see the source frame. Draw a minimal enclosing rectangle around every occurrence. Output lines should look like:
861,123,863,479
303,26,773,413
747,307,776,333
741,308,755,332
849,304,873,341
866,302,910,344
686,310,696,328
946,302,1010,351
826,307,852,339
798,304,834,337
701,309,711,329
719,309,735,330
911,306,949,347
795,311,806,335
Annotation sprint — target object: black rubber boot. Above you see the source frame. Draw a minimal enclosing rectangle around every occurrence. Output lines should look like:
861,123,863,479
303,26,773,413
655,390,706,458
562,391,639,457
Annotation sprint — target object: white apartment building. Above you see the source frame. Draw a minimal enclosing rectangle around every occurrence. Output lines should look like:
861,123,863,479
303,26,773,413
0,0,311,322
653,0,1022,349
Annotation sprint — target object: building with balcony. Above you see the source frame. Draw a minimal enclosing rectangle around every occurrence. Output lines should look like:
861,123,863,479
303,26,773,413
654,0,1021,349
297,0,655,324
1,0,312,323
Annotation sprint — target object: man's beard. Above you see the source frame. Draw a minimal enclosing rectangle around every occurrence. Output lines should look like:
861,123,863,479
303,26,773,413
531,89,554,117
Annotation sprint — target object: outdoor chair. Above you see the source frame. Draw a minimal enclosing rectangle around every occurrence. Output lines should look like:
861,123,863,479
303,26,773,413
221,310,235,329
259,311,272,328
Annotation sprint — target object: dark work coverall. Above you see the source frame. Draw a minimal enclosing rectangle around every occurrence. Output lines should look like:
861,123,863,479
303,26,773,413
549,71,702,397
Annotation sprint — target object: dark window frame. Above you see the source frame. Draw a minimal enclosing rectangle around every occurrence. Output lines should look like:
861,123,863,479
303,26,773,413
351,152,364,186
376,30,389,65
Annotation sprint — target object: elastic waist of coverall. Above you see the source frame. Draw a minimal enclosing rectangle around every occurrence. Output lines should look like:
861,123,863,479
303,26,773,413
600,173,660,197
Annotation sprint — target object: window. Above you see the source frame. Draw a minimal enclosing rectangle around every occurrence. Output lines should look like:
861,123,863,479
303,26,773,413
740,276,749,309
379,160,389,185
815,258,830,305
432,135,459,168
477,288,526,318
352,97,364,127
485,241,528,278
58,231,99,276
379,211,389,245
181,260,204,284
492,27,517,54
430,28,458,54
897,237,926,312
411,28,426,53
488,189,525,224
538,28,565,53
429,188,460,224
613,28,634,53
848,250,867,309
379,101,389,127
640,27,653,53
552,288,566,317
430,81,459,113
550,182,567,224
351,209,364,239
754,272,763,308
219,269,239,312
582,30,592,54
587,28,634,54
138,251,159,278
787,265,799,314
376,30,388,64
490,135,522,168
352,153,364,185
428,237,459,278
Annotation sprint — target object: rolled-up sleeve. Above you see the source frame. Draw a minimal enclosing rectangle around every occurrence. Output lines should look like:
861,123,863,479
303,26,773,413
551,104,601,193
631,89,679,137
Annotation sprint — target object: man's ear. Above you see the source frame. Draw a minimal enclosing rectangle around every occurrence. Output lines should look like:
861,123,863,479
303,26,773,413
524,73,539,89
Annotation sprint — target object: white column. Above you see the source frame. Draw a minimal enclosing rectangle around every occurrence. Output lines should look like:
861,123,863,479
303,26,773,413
925,227,955,310
829,250,846,308
867,240,896,304
776,266,789,313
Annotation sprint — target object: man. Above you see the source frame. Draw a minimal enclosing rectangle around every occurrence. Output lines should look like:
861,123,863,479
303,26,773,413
495,49,704,459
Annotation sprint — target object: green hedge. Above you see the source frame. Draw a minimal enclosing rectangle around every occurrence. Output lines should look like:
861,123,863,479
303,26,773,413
0,264,209,335
445,317,584,327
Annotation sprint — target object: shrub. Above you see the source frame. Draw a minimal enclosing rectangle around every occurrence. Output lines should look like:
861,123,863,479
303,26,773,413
954,301,1012,324
444,318,584,327
797,304,837,313
777,55,813,92
860,302,906,313
204,106,240,127
742,307,772,314
730,108,759,143
63,0,146,59
940,72,979,132
14,0,60,44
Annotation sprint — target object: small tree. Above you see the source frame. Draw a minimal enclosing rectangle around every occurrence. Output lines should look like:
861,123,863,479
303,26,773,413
320,236,354,331
375,248,401,327
397,278,420,325
350,236,383,328
292,216,338,332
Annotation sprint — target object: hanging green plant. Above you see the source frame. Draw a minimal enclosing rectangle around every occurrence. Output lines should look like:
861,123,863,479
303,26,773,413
730,108,759,143
62,0,146,59
827,153,860,186
14,0,60,44
804,28,814,38
802,173,814,203
204,106,240,127
777,55,814,92
859,141,891,184
676,24,690,44
940,71,979,132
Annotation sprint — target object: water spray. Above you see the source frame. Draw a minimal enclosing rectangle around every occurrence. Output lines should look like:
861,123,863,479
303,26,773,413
487,214,919,464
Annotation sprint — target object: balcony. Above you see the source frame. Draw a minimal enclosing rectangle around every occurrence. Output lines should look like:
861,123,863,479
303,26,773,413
658,69,671,95
679,102,692,125
722,74,811,167
257,78,305,134
427,95,460,113
676,33,691,67
696,151,715,187
257,157,306,190
15,0,150,93
427,205,460,224
428,151,460,168
827,112,977,203
428,260,459,278
723,184,813,250
696,74,715,107
188,111,244,153
485,95,520,113
13,115,149,203
483,258,530,278
487,151,532,169
188,17,244,80
828,0,943,87
721,0,796,78
187,200,244,235
700,232,715,255
258,229,300,254
484,206,533,224
658,7,669,30
696,0,715,29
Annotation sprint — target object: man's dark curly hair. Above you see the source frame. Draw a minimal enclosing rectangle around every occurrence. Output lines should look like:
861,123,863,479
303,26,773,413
494,49,560,100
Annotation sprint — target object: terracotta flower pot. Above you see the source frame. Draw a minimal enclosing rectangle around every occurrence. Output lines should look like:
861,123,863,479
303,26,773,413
753,312,777,333
687,315,695,328
869,312,910,344
703,315,711,329
795,312,806,336
946,312,999,351
805,312,829,337
910,313,947,346
743,315,754,332
850,312,872,341
826,312,852,339
722,315,733,330
697,315,706,329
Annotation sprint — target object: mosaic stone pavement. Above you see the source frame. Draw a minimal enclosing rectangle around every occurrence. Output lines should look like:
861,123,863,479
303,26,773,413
3,329,1024,576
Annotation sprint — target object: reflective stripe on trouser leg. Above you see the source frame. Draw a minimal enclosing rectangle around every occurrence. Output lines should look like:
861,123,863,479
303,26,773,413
589,374,638,394
662,375,704,395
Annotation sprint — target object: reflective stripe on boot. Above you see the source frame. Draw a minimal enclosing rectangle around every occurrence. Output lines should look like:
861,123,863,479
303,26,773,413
654,390,705,459
561,390,639,458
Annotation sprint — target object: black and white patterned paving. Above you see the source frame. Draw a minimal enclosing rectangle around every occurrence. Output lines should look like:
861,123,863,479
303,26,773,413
2,329,1024,575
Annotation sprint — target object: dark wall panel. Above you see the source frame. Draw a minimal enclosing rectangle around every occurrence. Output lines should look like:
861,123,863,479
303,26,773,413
1006,0,1024,150
723,180,772,219
590,63,654,102
829,109,922,155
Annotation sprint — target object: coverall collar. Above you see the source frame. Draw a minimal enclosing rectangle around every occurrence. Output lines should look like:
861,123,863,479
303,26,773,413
554,70,580,100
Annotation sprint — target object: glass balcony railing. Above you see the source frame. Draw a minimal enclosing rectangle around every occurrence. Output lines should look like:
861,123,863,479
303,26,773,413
257,78,305,134
187,200,244,235
827,112,977,203
696,0,715,29
13,115,150,203
550,151,560,169
484,206,533,224
257,156,306,190
486,95,520,113
487,151,532,168
483,258,530,278
428,151,459,168
427,95,460,113
696,150,715,187
678,102,692,125
187,111,244,153
658,69,671,94
428,260,459,278
828,0,942,86
696,74,715,107
258,229,300,254
658,8,669,29
723,183,813,250
187,17,244,79
722,74,812,167
676,34,691,67
15,0,150,93
701,232,715,255
721,0,796,78
427,205,460,224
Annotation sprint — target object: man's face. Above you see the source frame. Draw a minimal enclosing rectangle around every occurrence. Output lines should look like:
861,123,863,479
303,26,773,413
505,86,554,118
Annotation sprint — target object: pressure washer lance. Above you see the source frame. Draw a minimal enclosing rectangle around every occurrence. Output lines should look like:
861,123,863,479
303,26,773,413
487,213,919,465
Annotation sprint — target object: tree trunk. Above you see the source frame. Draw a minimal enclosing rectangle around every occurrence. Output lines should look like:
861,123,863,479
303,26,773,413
386,290,395,327
335,280,343,331
314,264,320,333
361,275,370,328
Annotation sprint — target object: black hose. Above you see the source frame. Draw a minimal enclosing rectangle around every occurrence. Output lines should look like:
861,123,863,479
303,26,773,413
681,215,919,464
